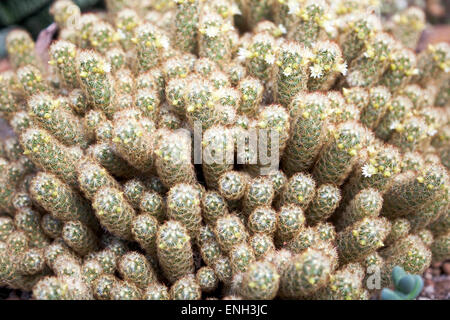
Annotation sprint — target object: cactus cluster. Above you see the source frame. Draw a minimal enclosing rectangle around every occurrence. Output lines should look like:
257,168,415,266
0,0,448,300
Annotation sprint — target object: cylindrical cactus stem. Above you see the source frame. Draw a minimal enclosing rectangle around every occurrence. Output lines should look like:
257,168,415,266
360,86,392,129
89,21,118,55
201,191,228,225
382,163,448,218
0,72,21,120
337,217,391,264
200,239,223,266
43,239,80,270
6,29,39,69
381,235,431,286
337,188,383,230
77,51,115,117
243,177,274,215
87,142,136,178
81,259,103,287
213,255,233,284
338,13,381,63
184,76,217,130
162,55,193,81
62,220,98,256
387,7,426,50
67,89,88,115
50,0,81,29
431,231,450,263
215,214,248,252
239,261,280,300
389,116,429,152
280,247,334,299
248,206,277,235
416,229,434,247
173,0,200,53
346,33,395,87
282,92,330,175
237,77,263,116
131,214,158,254
202,125,234,189
249,233,275,260
385,218,411,246
166,183,202,237
240,0,272,27
139,191,165,223
198,13,233,66
196,266,218,293
118,251,157,289
286,0,328,48
229,242,256,274
305,184,341,225
122,179,146,209
156,220,194,283
113,68,134,95
49,40,78,88
0,216,15,241
134,23,166,72
308,41,347,91
135,88,160,121
92,186,137,240
165,77,187,115
414,42,450,85
313,121,367,186
111,280,143,300
273,0,297,31
378,45,417,92
32,276,72,300
114,8,140,51
276,204,305,243
285,227,317,253
154,130,196,188
170,275,202,300
111,110,154,173
406,188,449,232
76,13,100,49
342,87,369,112
240,32,276,84
315,263,365,300
18,248,46,276
28,93,89,148
105,48,126,74
144,283,171,300
14,208,49,248
280,172,316,209
274,41,311,106
17,65,47,97
76,158,120,201
218,171,249,207
29,172,95,227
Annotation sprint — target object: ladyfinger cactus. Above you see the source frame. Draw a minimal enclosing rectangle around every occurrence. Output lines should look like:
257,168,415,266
118,251,157,289
305,184,341,225
240,261,280,300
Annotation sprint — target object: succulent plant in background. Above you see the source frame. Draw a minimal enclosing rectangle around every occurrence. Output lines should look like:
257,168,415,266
380,266,424,300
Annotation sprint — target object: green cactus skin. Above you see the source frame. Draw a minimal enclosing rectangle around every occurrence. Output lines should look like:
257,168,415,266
248,206,277,235
305,184,341,225
346,33,395,88
170,275,202,300
283,92,329,175
202,125,234,189
44,239,80,270
280,172,316,209
198,13,233,66
415,43,450,85
389,116,429,152
0,216,15,241
215,214,247,252
337,217,391,264
308,41,347,91
229,242,256,274
49,41,79,88
280,247,333,299
139,191,165,223
430,231,450,263
111,280,143,300
144,283,171,300
200,239,223,266
338,188,383,230
381,235,431,286
385,218,411,246
17,65,47,97
87,142,136,178
173,0,200,53
77,51,115,117
111,110,154,173
6,29,38,70
359,86,392,129
30,172,95,228
77,158,120,201
92,186,136,240
62,220,98,256
274,41,311,106
196,266,219,293
122,179,145,209
237,77,264,116
315,263,365,300
213,255,233,284
50,0,81,29
276,204,305,243
218,171,249,201
93,274,118,300
131,214,158,254
249,233,275,260
18,248,46,275
118,251,157,289
313,122,367,186
166,183,202,238
20,128,80,187
382,163,449,219
33,276,72,300
81,259,103,287
28,93,89,148
240,32,276,83
416,229,434,247
379,46,417,92
243,177,274,215
15,208,49,248
156,220,194,283
89,21,118,55
240,261,280,300
388,7,426,50
201,191,228,225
